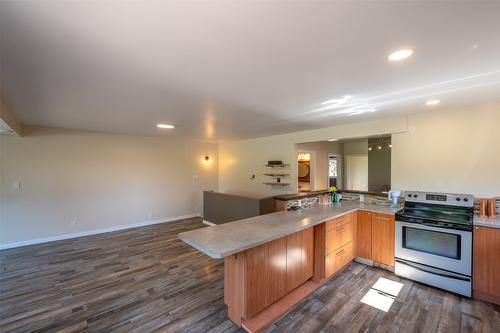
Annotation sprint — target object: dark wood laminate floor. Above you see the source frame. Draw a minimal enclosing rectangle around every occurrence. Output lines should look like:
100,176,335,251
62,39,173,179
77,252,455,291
1,218,499,333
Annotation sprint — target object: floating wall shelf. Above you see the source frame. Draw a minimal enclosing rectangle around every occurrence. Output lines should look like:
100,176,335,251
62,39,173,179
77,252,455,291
263,173,291,177
262,182,291,186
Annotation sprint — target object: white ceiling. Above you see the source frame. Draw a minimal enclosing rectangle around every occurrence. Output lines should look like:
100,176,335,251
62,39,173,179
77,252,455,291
1,1,500,141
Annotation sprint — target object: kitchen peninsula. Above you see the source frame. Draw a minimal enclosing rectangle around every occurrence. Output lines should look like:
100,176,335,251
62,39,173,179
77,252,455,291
178,201,400,332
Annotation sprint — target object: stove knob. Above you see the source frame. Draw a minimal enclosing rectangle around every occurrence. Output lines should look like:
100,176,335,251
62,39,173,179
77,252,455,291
413,194,418,198
463,198,469,202
408,194,412,198
456,197,462,202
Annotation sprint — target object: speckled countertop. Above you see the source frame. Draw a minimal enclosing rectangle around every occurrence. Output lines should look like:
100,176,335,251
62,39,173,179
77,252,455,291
474,214,500,229
178,201,401,259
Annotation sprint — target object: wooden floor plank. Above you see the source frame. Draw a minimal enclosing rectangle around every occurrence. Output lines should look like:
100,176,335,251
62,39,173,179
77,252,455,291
1,217,499,333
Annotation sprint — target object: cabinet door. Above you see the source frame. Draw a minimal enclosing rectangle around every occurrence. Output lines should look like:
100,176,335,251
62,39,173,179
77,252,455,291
286,231,303,293
473,226,500,299
245,243,269,318
371,213,395,266
326,241,353,277
326,221,353,254
302,227,314,281
356,211,372,260
267,237,287,305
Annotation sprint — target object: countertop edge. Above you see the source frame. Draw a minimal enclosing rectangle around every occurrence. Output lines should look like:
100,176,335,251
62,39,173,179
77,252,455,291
179,205,398,259
473,215,500,229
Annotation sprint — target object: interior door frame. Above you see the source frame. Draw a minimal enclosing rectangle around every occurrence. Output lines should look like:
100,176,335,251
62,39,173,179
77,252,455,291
327,153,342,190
297,150,315,192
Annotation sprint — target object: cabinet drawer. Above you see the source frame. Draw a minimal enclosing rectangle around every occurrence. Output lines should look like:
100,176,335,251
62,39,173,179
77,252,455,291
326,213,353,232
326,221,353,254
326,241,353,277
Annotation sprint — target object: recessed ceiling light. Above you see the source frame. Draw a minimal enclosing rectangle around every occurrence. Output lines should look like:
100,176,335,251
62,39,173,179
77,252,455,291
425,99,440,106
157,123,175,129
388,49,413,61
328,139,338,142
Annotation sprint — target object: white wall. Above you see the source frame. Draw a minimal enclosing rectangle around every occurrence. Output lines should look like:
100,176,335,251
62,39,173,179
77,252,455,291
0,127,218,246
219,116,407,197
219,102,500,199
392,103,500,197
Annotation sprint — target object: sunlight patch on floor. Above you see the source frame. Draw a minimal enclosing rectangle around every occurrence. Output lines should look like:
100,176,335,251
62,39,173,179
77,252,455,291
360,277,404,312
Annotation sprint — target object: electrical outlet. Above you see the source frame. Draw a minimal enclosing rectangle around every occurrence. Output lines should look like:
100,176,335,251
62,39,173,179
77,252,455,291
359,195,365,202
409,125,416,135
70,221,77,229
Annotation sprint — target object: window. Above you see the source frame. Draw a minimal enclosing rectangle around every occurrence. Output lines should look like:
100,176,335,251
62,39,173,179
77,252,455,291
329,157,338,177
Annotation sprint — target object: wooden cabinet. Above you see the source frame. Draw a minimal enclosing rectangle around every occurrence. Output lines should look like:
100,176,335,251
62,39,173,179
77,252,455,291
302,226,314,281
235,227,314,319
245,244,269,318
371,213,395,266
286,227,314,293
326,219,353,254
286,231,304,292
473,226,500,305
313,213,355,281
355,211,395,266
356,211,372,260
266,237,287,305
326,242,353,277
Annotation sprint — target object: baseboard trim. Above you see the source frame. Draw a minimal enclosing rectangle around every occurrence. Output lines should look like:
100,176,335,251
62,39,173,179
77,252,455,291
0,214,200,250
354,257,374,266
203,220,217,226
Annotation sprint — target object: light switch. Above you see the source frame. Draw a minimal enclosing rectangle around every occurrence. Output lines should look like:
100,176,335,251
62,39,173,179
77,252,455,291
192,175,199,180
13,182,21,190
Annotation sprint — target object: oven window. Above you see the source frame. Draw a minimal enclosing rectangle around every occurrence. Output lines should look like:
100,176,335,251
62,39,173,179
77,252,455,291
402,226,461,260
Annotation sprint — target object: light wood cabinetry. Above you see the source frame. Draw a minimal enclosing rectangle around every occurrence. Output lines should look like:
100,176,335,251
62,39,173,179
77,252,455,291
371,212,395,266
473,226,500,305
313,213,355,282
245,244,269,318
225,227,315,321
286,231,303,293
356,211,373,260
266,237,287,305
355,211,395,266
326,220,353,254
302,227,314,281
326,241,353,277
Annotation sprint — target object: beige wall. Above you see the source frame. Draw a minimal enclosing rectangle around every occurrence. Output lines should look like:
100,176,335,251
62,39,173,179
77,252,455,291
219,102,500,199
392,103,500,197
219,116,407,197
296,141,343,190
0,127,218,246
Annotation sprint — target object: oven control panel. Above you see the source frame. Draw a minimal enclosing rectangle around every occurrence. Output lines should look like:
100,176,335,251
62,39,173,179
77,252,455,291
404,191,474,207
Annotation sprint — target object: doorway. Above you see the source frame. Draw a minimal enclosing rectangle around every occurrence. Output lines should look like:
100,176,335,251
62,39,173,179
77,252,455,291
328,154,341,189
297,150,315,192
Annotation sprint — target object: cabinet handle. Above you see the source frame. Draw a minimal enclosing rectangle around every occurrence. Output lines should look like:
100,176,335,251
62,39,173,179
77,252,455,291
336,249,345,256
336,227,345,233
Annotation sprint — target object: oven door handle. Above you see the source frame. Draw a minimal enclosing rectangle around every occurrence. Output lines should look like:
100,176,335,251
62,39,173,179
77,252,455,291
397,218,470,232
395,259,470,282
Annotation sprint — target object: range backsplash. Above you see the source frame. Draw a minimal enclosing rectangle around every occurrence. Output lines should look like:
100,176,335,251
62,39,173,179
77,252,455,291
285,193,498,217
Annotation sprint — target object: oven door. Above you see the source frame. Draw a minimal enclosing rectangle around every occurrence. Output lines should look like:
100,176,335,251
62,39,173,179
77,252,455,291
395,220,471,276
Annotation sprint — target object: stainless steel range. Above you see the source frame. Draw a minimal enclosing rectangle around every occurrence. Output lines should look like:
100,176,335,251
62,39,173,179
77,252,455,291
395,191,474,297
